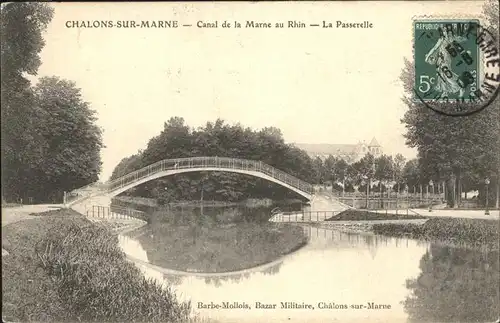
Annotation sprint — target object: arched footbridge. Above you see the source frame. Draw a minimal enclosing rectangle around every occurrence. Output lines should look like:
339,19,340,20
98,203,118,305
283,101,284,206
67,157,315,211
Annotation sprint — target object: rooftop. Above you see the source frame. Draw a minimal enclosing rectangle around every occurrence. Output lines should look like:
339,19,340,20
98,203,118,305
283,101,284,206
369,137,380,147
293,143,360,155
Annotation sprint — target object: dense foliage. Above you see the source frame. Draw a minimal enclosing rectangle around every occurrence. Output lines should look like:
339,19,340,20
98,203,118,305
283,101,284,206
309,152,411,194
1,3,103,203
111,117,315,202
110,116,446,202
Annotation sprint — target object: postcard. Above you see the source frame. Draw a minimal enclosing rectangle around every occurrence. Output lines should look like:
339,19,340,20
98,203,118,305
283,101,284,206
1,1,499,323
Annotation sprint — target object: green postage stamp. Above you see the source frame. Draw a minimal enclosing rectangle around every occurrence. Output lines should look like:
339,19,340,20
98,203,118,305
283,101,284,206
414,20,480,103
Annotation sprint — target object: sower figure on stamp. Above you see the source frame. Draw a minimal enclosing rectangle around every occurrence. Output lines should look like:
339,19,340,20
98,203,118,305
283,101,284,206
424,26,468,99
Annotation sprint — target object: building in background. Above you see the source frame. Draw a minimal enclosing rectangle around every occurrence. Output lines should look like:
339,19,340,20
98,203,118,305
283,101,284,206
294,137,382,163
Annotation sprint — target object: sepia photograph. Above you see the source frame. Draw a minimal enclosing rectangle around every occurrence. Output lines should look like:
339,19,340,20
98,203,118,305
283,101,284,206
1,1,499,323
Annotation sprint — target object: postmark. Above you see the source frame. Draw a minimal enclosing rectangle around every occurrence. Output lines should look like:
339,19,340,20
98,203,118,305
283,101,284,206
413,18,500,116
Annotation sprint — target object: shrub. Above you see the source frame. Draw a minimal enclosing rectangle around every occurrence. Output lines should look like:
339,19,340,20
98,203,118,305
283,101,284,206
372,218,499,249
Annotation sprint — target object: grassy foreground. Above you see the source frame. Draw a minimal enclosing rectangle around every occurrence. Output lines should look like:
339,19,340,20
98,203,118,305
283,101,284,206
372,217,499,249
2,209,192,322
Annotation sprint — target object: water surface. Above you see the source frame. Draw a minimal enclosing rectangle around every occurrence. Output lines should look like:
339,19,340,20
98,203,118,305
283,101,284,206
118,206,499,323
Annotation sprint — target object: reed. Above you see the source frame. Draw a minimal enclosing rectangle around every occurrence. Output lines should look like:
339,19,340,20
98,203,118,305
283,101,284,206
2,210,194,322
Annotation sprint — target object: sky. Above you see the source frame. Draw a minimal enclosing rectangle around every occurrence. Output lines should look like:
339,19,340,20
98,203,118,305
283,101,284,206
34,1,485,181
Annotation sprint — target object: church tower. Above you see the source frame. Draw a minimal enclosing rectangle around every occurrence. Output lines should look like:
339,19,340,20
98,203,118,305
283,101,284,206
368,137,381,156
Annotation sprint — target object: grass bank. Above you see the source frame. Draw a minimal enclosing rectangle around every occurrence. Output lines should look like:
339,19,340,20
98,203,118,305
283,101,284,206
372,218,499,250
326,209,427,221
2,209,193,322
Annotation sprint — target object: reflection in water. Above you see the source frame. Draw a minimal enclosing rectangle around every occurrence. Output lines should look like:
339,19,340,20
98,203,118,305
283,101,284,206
118,233,286,283
404,244,499,322
119,216,498,323
199,262,286,288
120,226,428,323
133,222,305,273
163,263,284,288
203,273,252,288
126,205,307,273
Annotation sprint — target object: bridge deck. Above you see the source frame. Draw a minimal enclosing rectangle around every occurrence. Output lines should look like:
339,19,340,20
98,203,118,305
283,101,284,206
67,157,315,210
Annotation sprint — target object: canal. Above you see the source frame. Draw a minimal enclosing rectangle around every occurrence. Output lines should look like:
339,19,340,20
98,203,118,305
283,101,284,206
118,204,499,323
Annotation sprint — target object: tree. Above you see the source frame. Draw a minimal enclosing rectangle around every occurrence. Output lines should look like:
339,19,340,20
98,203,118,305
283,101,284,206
1,3,105,202
110,151,143,180
2,4,103,202
110,118,318,203
33,77,103,200
482,0,499,36
333,158,349,183
323,155,337,184
393,154,406,193
1,3,54,79
1,3,54,201
352,154,375,185
402,159,421,193
312,157,325,184
141,117,192,165
374,154,394,192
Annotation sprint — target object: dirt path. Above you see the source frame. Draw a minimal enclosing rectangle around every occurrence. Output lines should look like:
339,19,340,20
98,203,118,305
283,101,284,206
1,205,63,256
1,204,63,227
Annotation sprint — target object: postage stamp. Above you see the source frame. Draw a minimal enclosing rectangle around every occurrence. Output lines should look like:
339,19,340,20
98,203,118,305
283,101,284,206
413,19,500,116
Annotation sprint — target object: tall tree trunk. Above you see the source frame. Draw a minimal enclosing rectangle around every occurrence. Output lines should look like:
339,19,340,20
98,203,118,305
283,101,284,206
453,176,457,208
496,177,499,209
446,176,457,208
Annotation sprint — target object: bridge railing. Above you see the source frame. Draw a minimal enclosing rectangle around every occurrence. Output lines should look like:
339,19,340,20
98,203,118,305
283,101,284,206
106,157,314,196
86,205,148,222
270,208,416,222
270,210,340,222
65,181,107,206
